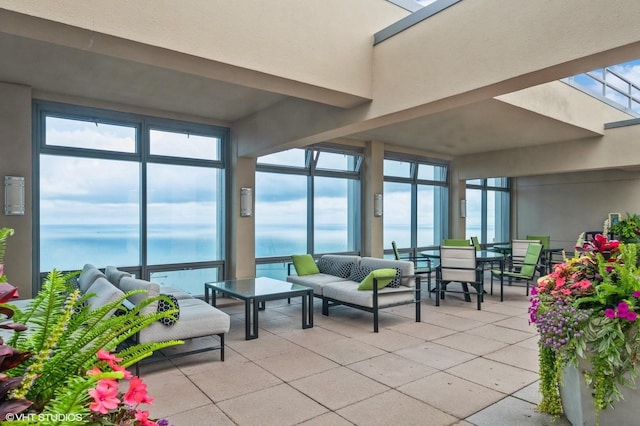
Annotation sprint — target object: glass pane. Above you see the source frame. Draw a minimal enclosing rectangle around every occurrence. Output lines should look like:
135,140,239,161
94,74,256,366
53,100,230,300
315,151,359,172
39,155,140,271
256,262,289,281
147,164,221,264
487,177,508,188
46,116,136,153
258,148,307,167
417,164,447,182
383,181,412,249
465,188,482,242
255,171,307,257
417,185,446,247
384,159,412,178
150,267,220,297
493,190,510,243
150,129,219,161
314,176,359,253
466,179,482,186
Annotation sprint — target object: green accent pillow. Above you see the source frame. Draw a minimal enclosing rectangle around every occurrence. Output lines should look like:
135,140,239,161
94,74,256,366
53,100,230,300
357,268,397,291
291,254,319,276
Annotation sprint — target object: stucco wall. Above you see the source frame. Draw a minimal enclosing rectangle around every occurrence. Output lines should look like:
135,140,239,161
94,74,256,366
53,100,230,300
514,169,640,251
0,82,32,297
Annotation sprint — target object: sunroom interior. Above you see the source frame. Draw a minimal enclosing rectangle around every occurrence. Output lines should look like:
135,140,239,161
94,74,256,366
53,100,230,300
1,0,640,300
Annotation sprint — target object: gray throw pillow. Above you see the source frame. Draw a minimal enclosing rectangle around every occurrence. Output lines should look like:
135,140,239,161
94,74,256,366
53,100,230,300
349,264,373,282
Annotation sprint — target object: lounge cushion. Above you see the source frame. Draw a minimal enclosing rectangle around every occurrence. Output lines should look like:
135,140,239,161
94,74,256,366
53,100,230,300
291,254,320,276
138,298,230,344
360,257,415,287
78,264,106,293
287,273,348,295
159,286,193,300
317,258,353,278
358,269,397,290
85,277,125,313
119,277,160,315
104,266,132,288
323,281,414,308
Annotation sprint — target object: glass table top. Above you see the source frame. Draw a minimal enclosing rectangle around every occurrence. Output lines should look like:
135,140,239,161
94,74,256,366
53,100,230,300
205,277,311,299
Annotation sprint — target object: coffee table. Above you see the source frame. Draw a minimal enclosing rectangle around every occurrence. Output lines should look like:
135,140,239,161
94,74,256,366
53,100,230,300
204,277,313,340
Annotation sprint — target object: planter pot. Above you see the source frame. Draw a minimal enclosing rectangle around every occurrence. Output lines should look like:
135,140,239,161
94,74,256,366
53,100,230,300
560,361,640,426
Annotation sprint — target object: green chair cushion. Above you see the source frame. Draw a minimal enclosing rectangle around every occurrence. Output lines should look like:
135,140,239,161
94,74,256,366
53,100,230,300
291,254,319,276
358,268,397,290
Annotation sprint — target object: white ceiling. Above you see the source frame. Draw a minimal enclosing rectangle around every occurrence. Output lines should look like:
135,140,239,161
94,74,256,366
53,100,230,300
0,32,604,157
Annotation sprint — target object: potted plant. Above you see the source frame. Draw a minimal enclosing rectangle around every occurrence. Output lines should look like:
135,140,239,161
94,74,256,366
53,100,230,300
609,213,640,243
529,233,640,425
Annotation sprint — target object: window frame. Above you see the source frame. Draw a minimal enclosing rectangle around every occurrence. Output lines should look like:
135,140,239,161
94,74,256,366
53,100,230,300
33,100,229,295
465,178,510,245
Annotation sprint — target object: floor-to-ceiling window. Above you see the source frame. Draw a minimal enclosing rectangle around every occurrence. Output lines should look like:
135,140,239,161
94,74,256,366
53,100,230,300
35,101,227,296
383,155,448,257
255,147,362,280
465,178,510,244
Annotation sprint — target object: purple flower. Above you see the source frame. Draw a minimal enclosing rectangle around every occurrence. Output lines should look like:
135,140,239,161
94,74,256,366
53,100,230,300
625,311,638,322
618,302,629,313
605,308,616,319
633,291,640,298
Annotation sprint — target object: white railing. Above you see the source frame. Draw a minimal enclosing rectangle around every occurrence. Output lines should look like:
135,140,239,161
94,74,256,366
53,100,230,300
563,67,640,116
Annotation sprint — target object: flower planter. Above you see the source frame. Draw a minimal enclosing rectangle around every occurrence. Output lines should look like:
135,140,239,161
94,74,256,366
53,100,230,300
560,361,640,426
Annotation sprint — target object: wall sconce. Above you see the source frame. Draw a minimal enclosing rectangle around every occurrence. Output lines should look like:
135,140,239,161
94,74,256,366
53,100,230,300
240,187,253,217
459,199,467,218
374,193,383,217
4,176,25,216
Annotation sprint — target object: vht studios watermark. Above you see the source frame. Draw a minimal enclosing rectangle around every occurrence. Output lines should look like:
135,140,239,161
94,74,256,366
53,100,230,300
4,412,84,422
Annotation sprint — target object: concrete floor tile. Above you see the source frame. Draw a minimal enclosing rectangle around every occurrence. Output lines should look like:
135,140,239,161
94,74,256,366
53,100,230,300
354,328,424,351
447,358,539,394
290,367,388,410
466,396,570,426
483,344,539,373
395,341,476,370
217,383,327,426
337,389,457,426
189,360,282,402
307,337,386,365
347,352,438,387
465,323,535,344
164,403,235,425
434,331,509,355
388,320,458,340
226,331,300,360
143,368,213,419
398,371,505,418
298,412,355,426
253,346,339,381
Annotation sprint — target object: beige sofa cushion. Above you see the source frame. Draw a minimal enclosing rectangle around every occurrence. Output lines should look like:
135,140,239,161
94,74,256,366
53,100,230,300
322,281,414,308
78,264,106,293
138,298,230,344
85,277,125,314
119,277,160,315
287,274,348,295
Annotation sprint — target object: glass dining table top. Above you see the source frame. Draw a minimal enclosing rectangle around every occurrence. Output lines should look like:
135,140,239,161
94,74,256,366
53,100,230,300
421,249,504,261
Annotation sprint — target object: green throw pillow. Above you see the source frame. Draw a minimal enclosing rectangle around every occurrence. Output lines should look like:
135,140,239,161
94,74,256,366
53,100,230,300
292,254,320,276
357,268,397,291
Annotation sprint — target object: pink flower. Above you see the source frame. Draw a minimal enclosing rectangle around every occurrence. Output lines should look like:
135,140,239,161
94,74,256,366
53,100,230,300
135,409,158,426
111,363,133,379
124,376,154,406
88,380,120,414
618,302,630,313
626,311,638,322
605,308,616,319
633,291,640,298
87,366,102,377
97,349,122,364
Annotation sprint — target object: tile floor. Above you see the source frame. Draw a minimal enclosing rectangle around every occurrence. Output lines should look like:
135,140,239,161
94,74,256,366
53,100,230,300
143,279,573,426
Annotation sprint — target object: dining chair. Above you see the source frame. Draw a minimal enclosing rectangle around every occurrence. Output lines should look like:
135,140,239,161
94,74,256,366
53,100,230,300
527,235,550,274
511,239,538,266
490,242,543,301
391,241,434,296
443,238,471,246
471,236,482,250
436,246,483,310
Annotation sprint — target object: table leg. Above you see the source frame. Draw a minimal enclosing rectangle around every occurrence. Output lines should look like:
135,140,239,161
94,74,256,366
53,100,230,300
302,291,313,329
245,298,259,340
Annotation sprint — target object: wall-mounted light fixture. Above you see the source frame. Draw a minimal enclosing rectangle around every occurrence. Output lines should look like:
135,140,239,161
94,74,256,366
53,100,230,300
459,199,467,218
240,187,253,217
374,193,383,217
4,176,25,216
